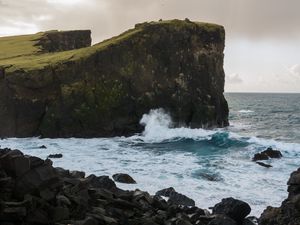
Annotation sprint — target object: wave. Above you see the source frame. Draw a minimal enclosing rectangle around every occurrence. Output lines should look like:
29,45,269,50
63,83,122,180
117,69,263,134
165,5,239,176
130,109,300,154
238,110,254,113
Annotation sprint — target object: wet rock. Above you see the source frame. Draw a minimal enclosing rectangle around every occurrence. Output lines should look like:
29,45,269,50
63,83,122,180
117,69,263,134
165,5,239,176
112,173,136,184
156,187,195,207
47,153,63,159
253,147,282,161
212,198,251,224
259,167,300,225
208,215,238,225
86,175,117,191
39,145,47,149
256,162,272,168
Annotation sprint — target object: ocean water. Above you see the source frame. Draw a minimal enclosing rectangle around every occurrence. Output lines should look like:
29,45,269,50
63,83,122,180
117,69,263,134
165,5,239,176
0,93,299,217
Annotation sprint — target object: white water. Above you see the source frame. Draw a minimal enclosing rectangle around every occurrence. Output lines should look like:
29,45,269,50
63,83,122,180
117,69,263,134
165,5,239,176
0,109,299,217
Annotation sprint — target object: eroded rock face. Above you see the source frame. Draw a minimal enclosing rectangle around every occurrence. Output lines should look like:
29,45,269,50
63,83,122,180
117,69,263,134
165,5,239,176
36,30,92,52
0,20,229,138
259,168,300,225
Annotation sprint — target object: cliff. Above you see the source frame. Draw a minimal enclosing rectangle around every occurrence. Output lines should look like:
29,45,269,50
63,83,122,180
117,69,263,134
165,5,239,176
0,19,229,138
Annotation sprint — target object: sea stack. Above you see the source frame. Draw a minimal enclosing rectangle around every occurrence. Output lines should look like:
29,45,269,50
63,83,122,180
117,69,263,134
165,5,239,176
0,19,229,138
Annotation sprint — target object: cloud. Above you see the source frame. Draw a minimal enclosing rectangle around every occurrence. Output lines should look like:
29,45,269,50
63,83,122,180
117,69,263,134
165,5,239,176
289,64,300,76
226,73,243,84
0,0,300,40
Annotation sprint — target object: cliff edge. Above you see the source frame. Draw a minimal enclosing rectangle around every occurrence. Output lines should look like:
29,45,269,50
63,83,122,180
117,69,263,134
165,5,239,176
0,19,229,138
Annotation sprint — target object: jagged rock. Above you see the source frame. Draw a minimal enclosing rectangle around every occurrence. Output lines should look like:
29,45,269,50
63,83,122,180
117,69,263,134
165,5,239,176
47,153,63,158
112,173,136,184
156,187,195,207
212,198,251,224
259,168,300,225
208,215,237,225
0,19,228,138
252,147,282,161
86,175,117,191
256,162,272,168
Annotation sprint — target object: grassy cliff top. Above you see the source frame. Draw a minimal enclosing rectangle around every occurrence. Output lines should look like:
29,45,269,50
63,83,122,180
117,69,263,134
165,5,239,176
0,20,223,73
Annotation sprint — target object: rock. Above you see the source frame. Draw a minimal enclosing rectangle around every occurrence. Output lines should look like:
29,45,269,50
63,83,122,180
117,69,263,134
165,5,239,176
14,164,60,197
253,147,282,161
259,168,300,225
47,153,63,158
212,197,251,224
156,187,195,207
208,215,238,225
36,30,92,53
86,175,117,191
243,217,257,225
112,173,136,184
0,19,228,138
256,162,272,168
39,145,47,149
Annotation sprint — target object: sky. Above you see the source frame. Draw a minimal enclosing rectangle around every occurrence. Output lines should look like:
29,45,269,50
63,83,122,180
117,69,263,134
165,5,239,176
0,0,299,93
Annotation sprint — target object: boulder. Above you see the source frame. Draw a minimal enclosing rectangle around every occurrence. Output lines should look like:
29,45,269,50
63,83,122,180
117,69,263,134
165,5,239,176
155,187,195,207
256,162,272,168
208,215,238,225
212,198,251,224
112,173,136,184
47,153,63,159
259,168,300,225
253,147,282,161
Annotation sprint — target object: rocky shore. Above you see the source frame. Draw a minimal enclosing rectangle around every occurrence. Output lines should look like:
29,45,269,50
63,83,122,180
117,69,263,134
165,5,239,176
1,148,299,225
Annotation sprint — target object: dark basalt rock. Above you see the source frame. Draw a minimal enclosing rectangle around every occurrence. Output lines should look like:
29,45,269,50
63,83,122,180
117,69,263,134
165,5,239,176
208,215,237,225
156,187,195,207
112,173,136,184
1,148,264,225
35,30,92,53
252,147,282,161
47,153,63,158
212,197,251,224
256,162,272,168
0,19,229,138
259,168,300,225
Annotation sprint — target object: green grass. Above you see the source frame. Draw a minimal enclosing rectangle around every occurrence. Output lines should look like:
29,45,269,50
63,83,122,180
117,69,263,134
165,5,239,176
0,20,222,73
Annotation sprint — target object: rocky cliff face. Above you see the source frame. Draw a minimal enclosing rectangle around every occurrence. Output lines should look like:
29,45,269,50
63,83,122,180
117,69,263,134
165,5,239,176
0,19,228,138
259,168,300,225
35,30,92,52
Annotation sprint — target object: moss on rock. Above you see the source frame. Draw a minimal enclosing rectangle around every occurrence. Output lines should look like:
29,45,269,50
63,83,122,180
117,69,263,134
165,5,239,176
0,19,228,137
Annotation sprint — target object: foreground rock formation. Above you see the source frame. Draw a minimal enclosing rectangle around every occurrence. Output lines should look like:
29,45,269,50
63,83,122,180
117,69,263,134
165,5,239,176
0,19,229,138
0,148,256,225
259,168,300,225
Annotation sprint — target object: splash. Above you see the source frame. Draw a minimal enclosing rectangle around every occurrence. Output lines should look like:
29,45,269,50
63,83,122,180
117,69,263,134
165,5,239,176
138,108,216,142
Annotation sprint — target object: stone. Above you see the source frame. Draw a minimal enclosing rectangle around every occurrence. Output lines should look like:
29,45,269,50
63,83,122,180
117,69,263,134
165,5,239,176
112,173,136,184
86,175,117,191
253,147,282,161
156,187,195,207
212,198,251,224
208,215,237,225
39,145,47,149
256,162,272,168
47,153,63,159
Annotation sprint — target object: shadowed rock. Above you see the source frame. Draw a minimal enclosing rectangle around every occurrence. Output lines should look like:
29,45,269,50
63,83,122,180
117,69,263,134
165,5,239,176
112,173,136,184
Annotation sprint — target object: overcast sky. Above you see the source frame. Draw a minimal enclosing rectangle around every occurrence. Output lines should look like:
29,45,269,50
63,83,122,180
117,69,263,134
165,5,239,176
1,0,299,92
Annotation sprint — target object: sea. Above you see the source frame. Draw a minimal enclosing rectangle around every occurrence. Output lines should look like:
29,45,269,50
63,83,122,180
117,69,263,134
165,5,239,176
1,93,299,217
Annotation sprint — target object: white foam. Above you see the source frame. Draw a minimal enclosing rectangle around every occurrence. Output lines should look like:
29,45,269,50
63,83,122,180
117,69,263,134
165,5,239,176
135,108,216,142
238,110,254,113
0,109,299,217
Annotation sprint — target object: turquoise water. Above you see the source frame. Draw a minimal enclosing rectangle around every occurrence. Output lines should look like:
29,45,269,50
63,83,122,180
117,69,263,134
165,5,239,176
1,93,299,216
